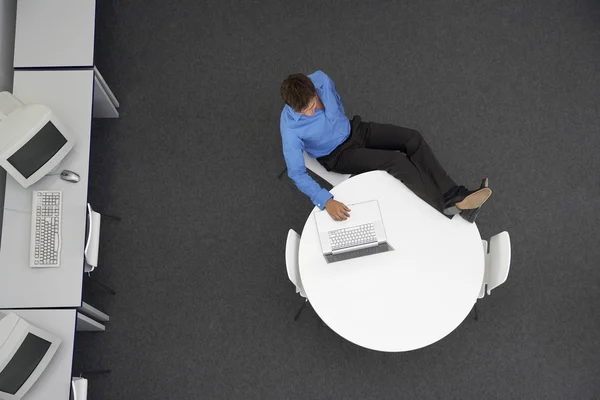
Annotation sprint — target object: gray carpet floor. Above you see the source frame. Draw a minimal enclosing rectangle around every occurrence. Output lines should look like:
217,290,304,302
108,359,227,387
74,0,600,399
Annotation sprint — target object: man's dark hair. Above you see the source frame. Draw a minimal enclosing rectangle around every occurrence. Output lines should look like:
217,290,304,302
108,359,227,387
280,73,316,112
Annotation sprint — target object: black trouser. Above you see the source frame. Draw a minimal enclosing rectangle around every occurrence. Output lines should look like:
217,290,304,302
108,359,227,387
317,116,457,214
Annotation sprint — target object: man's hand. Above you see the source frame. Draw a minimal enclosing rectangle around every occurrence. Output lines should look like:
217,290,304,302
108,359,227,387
325,199,351,221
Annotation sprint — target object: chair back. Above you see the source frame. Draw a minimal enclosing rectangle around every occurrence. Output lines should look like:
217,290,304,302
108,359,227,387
84,203,102,271
285,229,306,298
71,377,88,400
303,152,351,187
478,240,488,299
486,231,511,295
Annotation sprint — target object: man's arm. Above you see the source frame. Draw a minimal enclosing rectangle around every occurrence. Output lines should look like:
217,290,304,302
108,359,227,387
282,134,351,220
282,134,333,210
311,70,346,117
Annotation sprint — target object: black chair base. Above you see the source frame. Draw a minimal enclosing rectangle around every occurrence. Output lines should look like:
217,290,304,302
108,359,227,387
79,369,111,377
294,298,309,321
278,167,287,180
100,212,121,222
86,275,116,295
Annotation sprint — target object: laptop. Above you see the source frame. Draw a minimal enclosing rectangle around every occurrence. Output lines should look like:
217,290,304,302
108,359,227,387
314,200,393,263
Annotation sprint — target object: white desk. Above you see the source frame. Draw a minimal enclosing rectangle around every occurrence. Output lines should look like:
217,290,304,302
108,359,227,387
13,0,120,118
13,0,96,68
0,70,93,309
299,171,485,352
2,309,76,400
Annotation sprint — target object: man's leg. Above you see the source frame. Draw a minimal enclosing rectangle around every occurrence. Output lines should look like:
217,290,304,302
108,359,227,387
362,122,457,199
328,146,447,212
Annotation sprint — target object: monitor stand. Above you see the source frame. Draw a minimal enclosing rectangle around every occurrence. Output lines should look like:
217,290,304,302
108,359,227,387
48,163,61,175
0,91,23,117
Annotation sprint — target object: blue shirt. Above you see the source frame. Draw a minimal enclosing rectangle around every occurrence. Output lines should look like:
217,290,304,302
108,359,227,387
280,70,351,210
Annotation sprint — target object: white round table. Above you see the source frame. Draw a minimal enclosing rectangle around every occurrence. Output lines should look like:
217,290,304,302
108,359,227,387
298,171,484,352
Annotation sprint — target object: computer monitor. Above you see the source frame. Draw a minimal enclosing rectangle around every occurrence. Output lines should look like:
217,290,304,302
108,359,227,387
0,312,61,400
0,91,75,188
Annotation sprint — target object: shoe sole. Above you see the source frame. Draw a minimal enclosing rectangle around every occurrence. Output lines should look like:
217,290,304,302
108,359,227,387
456,188,492,210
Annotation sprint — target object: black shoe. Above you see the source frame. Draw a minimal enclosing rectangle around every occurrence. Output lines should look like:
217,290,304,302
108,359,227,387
443,179,491,216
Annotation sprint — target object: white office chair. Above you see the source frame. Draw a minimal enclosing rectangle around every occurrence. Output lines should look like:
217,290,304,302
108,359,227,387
71,377,88,400
473,231,511,320
286,229,310,320
84,203,120,295
71,370,111,400
302,151,351,187
278,152,351,188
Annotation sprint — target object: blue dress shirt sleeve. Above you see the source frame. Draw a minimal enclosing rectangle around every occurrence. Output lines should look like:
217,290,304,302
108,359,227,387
281,131,333,210
310,70,346,120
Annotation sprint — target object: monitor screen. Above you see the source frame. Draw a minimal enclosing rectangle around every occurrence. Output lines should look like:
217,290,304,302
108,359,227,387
0,333,51,395
7,122,67,179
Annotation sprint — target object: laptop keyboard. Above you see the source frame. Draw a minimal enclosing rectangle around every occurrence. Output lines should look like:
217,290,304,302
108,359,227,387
328,223,377,251
325,242,394,263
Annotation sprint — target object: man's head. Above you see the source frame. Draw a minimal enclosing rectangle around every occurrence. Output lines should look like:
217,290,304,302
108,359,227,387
280,73,318,116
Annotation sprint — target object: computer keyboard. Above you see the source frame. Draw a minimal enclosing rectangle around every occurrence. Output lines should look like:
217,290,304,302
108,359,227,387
30,190,62,268
328,223,377,251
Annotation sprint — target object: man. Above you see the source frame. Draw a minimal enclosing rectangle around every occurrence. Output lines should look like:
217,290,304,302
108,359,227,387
279,70,492,223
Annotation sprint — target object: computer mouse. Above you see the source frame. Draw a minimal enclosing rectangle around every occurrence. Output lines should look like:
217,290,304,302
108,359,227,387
60,170,80,183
